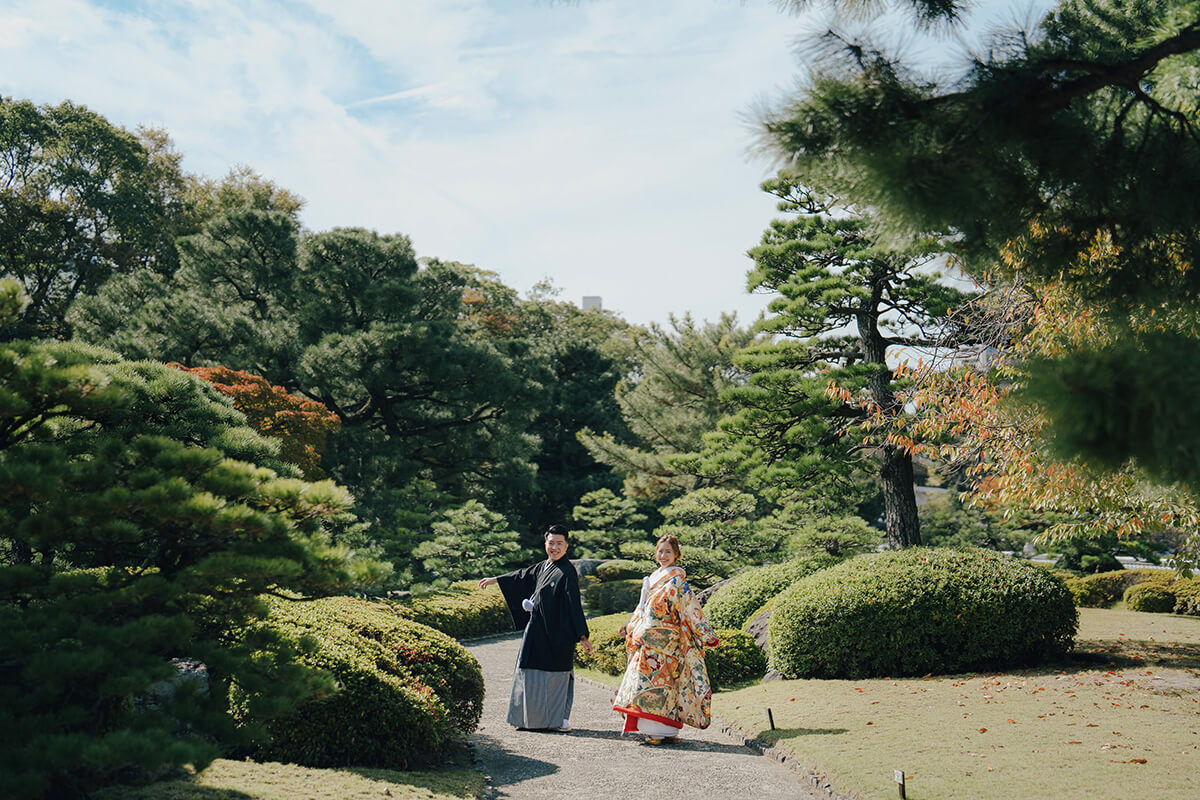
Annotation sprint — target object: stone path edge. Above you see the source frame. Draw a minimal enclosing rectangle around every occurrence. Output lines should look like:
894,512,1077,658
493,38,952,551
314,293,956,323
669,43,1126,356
459,632,863,800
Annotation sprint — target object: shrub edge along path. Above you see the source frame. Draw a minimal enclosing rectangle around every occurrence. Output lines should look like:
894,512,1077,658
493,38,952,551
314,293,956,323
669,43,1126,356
466,633,823,800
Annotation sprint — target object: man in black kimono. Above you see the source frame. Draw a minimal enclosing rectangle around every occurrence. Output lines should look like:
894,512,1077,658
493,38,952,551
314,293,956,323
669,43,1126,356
479,525,591,731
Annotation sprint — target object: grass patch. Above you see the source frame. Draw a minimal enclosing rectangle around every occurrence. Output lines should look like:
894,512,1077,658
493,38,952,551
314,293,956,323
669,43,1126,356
715,608,1200,800
93,756,483,800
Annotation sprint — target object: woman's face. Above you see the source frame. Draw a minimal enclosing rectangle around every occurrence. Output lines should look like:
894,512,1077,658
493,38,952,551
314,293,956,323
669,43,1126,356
655,540,677,567
544,533,568,562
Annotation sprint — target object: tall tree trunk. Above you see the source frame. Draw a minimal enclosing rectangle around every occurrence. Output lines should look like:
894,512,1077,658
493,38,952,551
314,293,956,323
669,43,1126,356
880,444,921,548
858,288,921,548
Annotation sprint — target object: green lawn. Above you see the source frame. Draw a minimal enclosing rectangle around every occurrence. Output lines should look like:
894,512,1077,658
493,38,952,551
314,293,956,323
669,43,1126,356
93,757,483,800
714,608,1200,800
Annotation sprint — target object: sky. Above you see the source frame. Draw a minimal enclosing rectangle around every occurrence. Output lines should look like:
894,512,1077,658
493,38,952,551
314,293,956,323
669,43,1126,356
0,0,1054,327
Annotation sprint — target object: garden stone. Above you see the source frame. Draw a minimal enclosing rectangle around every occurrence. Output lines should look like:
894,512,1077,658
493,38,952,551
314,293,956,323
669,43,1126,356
696,576,735,607
571,558,604,577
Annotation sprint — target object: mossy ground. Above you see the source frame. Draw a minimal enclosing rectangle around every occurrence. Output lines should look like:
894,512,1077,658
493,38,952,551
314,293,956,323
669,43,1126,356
715,608,1200,800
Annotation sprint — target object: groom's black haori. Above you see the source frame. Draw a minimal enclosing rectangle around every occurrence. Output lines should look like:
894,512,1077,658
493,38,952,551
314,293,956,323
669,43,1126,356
498,556,589,672
495,524,589,729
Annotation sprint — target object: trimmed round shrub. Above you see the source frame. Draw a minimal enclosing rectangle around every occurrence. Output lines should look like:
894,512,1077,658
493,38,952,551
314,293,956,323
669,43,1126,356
1065,569,1173,608
705,555,839,630
585,578,643,614
1124,582,1178,613
595,559,643,582
704,629,767,690
1173,578,1200,616
234,596,483,768
769,548,1078,679
386,580,511,639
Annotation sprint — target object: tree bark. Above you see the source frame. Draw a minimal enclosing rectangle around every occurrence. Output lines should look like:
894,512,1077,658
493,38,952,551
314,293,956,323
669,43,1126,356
880,443,921,548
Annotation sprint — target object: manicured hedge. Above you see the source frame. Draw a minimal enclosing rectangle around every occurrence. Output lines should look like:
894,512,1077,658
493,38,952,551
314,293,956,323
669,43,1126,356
573,614,765,689
1124,582,1177,613
233,596,483,768
704,629,767,690
1174,578,1200,616
595,559,644,582
704,555,839,630
386,581,512,639
585,578,643,614
769,548,1078,679
1065,569,1173,608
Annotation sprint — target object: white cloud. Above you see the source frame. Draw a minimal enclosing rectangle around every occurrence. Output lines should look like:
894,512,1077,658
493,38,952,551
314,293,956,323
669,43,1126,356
0,0,820,325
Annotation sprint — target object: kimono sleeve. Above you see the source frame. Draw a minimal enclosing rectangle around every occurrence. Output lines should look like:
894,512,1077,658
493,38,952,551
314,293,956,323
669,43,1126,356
678,579,719,649
496,562,541,630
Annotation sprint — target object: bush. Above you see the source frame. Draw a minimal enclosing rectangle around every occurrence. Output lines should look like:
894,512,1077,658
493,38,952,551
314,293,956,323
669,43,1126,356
234,596,483,768
585,578,643,614
1174,578,1200,616
1123,582,1177,613
704,629,767,690
1065,569,1173,608
386,581,511,639
704,555,839,630
769,548,1078,679
595,559,644,582
574,614,765,690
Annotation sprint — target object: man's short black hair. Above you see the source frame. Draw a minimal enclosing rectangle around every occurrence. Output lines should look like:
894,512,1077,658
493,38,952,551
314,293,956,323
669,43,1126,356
544,524,569,541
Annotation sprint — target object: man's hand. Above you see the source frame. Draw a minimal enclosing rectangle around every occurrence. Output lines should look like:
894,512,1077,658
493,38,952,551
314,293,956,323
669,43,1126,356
478,576,498,590
580,636,593,654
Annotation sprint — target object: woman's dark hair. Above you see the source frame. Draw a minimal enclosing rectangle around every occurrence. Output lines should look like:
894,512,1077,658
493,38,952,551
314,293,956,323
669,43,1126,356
544,524,569,541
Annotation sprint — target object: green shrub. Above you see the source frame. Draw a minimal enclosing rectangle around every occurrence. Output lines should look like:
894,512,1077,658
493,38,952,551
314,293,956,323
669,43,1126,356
1173,578,1200,616
704,629,767,690
595,559,643,582
1065,569,1173,608
387,581,511,639
234,596,483,768
574,615,765,690
704,555,839,630
585,578,643,614
769,548,1078,679
1123,582,1178,613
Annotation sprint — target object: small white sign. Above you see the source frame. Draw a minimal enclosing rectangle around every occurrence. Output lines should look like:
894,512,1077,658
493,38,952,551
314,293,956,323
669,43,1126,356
894,770,905,784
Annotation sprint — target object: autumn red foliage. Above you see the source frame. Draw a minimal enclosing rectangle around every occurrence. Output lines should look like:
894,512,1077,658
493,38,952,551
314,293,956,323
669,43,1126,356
170,364,340,478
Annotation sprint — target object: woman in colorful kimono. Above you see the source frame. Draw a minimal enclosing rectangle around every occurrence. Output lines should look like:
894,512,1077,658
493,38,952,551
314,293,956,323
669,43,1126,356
613,534,719,744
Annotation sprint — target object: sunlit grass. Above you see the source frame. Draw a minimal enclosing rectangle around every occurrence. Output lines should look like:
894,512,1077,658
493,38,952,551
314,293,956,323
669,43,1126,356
714,608,1200,800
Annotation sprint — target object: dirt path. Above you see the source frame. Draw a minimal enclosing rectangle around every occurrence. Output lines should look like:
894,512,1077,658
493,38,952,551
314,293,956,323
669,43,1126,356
466,634,820,800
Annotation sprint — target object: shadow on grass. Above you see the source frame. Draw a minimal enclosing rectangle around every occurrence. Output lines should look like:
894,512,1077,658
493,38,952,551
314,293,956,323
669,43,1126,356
757,727,850,747
1071,639,1200,669
93,782,255,800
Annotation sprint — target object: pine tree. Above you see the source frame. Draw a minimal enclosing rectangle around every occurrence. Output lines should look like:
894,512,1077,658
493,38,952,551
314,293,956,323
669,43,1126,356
713,175,970,547
0,280,379,799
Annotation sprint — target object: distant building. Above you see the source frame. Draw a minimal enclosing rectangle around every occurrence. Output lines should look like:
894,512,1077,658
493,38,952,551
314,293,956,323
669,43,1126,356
582,296,602,311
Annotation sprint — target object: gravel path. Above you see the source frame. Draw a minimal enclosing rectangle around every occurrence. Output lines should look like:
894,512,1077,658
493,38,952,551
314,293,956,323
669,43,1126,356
466,634,820,800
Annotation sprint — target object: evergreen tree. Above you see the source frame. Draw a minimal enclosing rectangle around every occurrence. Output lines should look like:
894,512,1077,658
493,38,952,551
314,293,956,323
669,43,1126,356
655,486,774,565
578,313,755,502
761,0,1200,487
570,488,650,558
0,281,379,799
0,98,191,339
714,175,969,547
413,500,522,583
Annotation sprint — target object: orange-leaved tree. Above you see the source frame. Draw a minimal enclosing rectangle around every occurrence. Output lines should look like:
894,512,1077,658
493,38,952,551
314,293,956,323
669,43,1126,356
170,364,340,479
849,225,1200,566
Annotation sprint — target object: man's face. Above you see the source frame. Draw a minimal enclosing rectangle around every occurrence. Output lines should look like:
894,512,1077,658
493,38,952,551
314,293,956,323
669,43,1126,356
544,533,568,561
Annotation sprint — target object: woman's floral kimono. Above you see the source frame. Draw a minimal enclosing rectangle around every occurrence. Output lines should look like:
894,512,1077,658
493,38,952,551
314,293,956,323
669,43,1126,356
613,565,719,732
